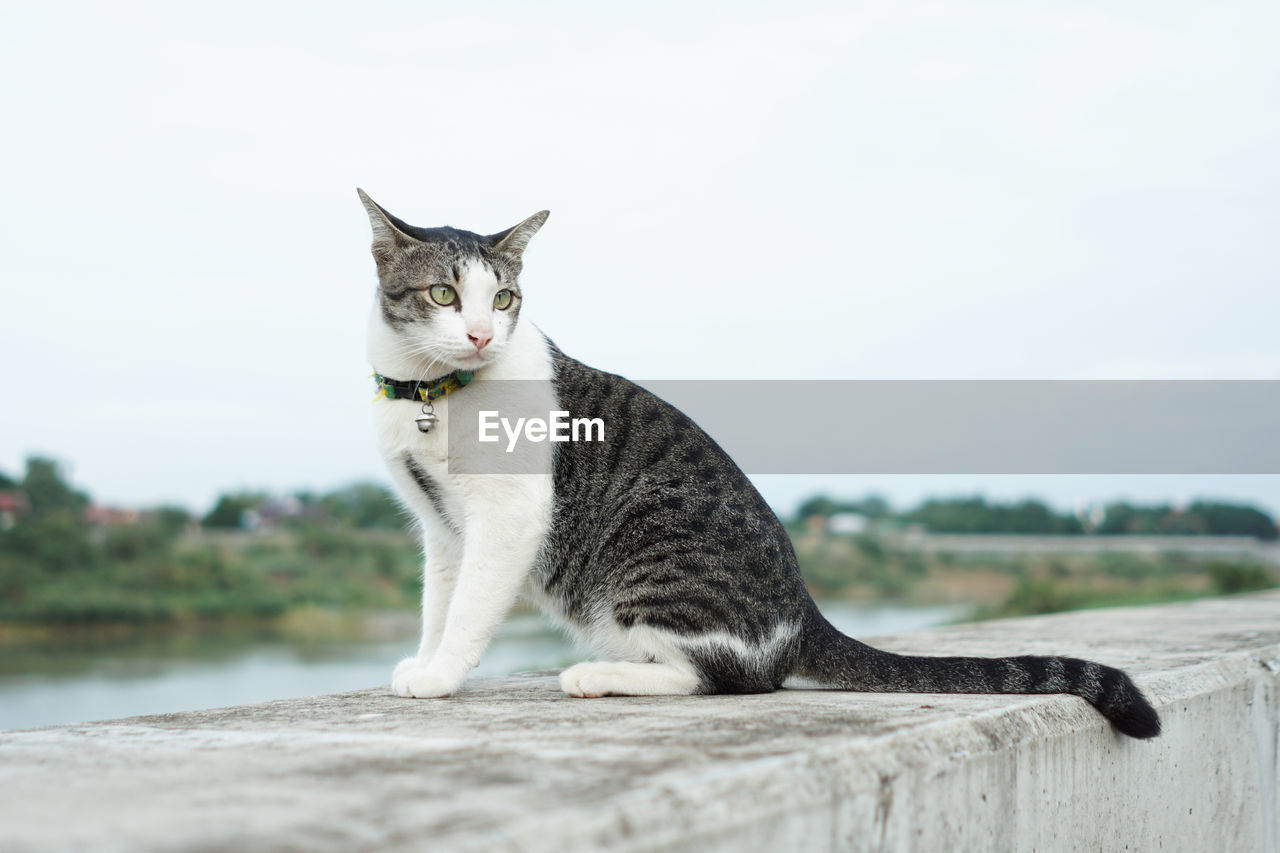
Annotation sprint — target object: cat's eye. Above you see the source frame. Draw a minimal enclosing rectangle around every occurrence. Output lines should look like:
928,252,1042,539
493,289,514,310
429,284,457,306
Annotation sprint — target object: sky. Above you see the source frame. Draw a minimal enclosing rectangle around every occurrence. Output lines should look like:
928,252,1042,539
2,1,1278,517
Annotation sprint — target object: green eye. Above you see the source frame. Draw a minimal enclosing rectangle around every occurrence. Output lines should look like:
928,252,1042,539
493,289,514,310
429,284,456,306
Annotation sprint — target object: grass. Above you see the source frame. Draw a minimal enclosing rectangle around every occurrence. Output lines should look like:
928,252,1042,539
792,531,1277,619
3,516,1275,639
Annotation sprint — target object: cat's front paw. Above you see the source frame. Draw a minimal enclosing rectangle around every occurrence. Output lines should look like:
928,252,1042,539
391,657,462,698
560,661,612,698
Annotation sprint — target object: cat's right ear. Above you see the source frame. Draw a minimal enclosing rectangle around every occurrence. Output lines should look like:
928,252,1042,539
357,188,417,268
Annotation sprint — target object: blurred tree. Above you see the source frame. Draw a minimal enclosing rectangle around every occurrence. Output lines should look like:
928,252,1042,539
21,457,89,516
854,495,893,519
1189,501,1278,541
321,482,407,529
154,505,193,537
0,514,95,573
794,494,893,523
1005,500,1055,533
906,496,1081,534
1100,501,1277,540
1097,502,1137,535
201,492,265,529
796,495,841,520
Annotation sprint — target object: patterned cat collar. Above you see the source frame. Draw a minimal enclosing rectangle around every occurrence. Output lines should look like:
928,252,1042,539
373,370,474,433
373,370,474,402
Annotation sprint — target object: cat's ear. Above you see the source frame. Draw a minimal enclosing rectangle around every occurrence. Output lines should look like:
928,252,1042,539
490,211,550,257
357,188,418,266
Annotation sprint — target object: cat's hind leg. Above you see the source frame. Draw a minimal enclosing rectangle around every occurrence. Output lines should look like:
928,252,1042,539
559,661,700,698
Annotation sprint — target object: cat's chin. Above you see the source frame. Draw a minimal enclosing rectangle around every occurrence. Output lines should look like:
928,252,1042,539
448,351,496,371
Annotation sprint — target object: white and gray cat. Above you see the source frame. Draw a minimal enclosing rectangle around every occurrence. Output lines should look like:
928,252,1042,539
359,189,1161,739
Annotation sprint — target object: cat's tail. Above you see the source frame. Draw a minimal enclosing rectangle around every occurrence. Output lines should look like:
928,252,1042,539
793,605,1161,739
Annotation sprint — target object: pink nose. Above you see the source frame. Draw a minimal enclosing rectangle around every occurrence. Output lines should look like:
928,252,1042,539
467,330,493,351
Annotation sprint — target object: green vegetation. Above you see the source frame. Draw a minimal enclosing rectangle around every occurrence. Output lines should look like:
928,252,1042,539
19,457,90,515
791,523,1277,621
0,457,421,627
201,492,267,529
1095,501,1278,539
907,497,1083,535
795,494,892,522
1205,560,1277,595
795,493,1278,540
788,494,1278,617
968,555,1279,621
0,459,1276,634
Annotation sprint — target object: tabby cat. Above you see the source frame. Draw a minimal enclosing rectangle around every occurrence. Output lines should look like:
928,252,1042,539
358,189,1161,739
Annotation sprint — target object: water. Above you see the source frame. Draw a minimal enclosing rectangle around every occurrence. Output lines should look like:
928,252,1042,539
0,601,969,731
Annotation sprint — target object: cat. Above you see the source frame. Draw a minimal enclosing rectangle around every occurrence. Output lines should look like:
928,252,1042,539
358,189,1162,739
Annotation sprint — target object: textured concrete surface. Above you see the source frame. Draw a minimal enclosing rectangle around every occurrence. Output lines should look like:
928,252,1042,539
2,592,1278,852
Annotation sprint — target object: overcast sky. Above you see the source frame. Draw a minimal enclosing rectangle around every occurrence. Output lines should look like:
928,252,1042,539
2,1,1278,516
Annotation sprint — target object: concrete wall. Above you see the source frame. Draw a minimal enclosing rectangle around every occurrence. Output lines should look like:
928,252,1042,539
2,592,1278,852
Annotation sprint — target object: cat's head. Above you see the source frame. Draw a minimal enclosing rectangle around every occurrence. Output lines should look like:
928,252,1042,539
358,189,548,372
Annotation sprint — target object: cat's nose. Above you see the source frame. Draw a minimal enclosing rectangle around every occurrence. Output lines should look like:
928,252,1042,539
467,330,493,351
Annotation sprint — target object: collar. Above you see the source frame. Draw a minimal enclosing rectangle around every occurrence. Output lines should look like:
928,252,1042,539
373,369,474,402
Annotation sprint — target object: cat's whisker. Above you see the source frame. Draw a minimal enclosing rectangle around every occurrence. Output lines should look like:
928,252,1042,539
381,339,456,375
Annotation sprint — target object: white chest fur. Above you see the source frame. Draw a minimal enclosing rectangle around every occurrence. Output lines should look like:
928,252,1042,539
368,310,557,538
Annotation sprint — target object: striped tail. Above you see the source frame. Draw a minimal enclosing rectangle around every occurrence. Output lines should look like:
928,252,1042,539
795,608,1161,739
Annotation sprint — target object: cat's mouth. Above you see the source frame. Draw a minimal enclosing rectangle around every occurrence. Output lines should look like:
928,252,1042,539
453,350,495,369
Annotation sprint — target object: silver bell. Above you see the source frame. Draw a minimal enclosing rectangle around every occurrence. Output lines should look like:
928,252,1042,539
415,410,438,433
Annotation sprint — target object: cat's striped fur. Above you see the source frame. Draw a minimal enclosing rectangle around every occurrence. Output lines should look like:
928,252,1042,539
359,190,1161,739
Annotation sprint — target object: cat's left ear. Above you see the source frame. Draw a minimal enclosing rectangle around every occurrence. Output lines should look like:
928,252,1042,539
490,211,550,257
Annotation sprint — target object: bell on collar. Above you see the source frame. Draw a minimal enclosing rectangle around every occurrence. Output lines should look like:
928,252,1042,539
415,401,438,433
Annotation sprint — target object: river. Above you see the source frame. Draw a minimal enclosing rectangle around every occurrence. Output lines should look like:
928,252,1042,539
0,601,969,731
